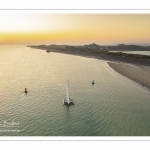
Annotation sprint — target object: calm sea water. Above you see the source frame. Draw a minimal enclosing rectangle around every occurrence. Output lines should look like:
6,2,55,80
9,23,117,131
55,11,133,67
110,51,150,56
0,45,150,136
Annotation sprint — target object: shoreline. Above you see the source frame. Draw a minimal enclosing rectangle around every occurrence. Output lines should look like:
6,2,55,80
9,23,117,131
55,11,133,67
31,48,150,90
50,49,150,66
52,49,150,90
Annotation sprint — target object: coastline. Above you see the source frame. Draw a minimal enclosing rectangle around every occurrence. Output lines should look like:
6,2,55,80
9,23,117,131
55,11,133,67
50,49,150,90
30,47,150,90
51,49,150,90
50,49,150,66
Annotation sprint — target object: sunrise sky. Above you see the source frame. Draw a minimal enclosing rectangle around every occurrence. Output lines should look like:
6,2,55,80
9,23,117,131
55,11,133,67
0,14,150,45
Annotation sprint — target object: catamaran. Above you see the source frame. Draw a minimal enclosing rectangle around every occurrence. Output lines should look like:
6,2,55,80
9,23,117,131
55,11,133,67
63,80,74,105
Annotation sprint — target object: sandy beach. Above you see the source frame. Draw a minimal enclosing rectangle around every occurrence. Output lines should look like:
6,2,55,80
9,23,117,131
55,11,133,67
108,62,150,89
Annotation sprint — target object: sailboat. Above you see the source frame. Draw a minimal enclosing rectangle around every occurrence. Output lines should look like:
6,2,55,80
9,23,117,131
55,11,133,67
63,80,74,105
92,80,95,85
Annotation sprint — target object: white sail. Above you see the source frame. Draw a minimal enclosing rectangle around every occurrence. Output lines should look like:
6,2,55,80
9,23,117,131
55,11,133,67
66,80,69,99
63,80,74,105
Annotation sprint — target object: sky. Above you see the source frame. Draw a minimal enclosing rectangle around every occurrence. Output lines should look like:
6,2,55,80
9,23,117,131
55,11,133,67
0,14,150,45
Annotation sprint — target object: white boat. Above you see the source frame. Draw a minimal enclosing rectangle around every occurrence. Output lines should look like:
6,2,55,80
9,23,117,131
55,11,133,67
63,80,74,105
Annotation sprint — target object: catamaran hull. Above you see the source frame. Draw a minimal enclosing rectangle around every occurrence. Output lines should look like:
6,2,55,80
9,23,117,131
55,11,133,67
63,99,74,105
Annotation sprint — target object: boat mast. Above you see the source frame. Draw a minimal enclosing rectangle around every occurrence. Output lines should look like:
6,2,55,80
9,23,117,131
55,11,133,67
66,80,69,99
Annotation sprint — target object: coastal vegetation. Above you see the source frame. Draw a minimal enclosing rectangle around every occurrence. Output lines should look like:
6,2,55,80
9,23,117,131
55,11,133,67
29,43,150,60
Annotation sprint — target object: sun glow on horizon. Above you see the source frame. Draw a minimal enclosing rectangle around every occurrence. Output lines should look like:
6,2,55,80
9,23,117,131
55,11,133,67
1,14,150,45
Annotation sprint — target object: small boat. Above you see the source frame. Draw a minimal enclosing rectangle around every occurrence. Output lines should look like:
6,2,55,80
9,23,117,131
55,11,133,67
63,80,74,105
24,88,28,93
92,80,95,85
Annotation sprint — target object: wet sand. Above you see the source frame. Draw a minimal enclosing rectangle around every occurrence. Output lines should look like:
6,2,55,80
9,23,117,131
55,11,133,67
108,62,150,89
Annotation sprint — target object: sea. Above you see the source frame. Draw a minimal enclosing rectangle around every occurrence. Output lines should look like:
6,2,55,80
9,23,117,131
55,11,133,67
0,45,150,136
